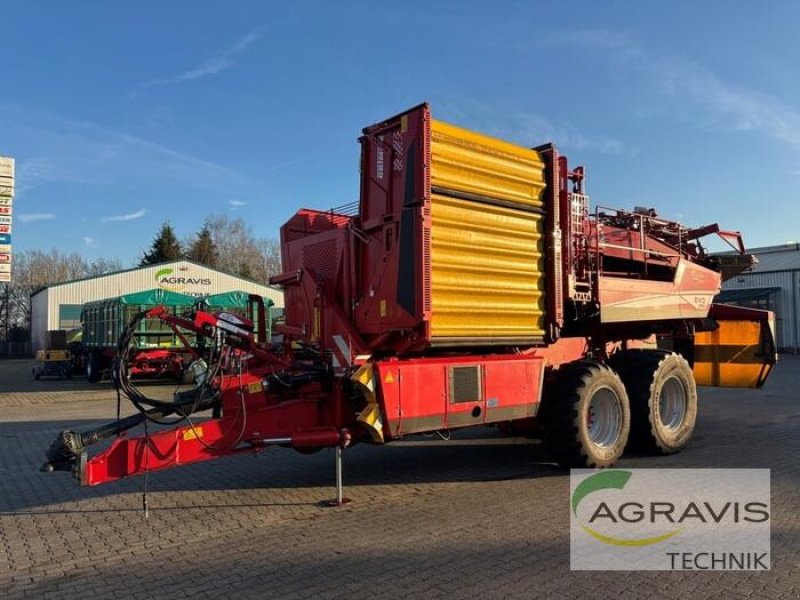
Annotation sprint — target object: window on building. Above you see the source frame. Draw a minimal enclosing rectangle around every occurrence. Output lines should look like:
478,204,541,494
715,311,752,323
58,304,83,330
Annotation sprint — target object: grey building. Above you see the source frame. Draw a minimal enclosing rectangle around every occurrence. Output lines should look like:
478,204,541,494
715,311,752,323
30,259,284,353
719,243,800,352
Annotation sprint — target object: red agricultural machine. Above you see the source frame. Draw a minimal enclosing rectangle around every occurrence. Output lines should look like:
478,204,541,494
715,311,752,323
43,103,776,502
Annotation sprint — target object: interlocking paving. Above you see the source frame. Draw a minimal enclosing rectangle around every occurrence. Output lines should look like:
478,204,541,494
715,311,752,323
1,357,798,599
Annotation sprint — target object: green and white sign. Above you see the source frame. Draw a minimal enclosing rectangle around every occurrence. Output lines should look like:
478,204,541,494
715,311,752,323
570,469,770,570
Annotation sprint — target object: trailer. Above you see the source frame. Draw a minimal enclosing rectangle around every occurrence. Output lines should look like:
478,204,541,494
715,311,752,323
43,103,777,502
201,290,274,345
79,288,199,383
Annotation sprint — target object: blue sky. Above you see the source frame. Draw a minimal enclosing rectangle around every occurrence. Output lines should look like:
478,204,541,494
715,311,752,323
3,1,799,264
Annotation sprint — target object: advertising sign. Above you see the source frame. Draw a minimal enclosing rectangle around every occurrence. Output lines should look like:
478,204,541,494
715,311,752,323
0,263,11,273
0,234,9,244
571,469,770,571
0,224,11,234
0,157,13,178
0,205,11,215
0,272,10,282
0,253,10,263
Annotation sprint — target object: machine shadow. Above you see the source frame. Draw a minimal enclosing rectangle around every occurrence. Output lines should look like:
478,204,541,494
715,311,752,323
3,417,564,514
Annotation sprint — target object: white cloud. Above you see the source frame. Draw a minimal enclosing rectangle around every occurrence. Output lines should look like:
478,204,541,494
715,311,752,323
0,103,244,196
102,208,146,222
140,29,261,90
17,213,55,223
439,98,624,155
228,199,246,209
553,29,800,149
82,236,97,247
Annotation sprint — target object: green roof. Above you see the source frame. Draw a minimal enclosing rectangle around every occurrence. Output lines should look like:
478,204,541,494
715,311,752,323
84,288,197,308
202,290,275,309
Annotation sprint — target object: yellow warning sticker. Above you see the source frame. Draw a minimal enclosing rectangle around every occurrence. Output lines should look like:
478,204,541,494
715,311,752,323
248,381,263,394
384,372,395,384
380,299,387,317
183,426,203,441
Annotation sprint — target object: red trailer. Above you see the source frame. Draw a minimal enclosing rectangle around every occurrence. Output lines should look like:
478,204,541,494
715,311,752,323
43,104,776,502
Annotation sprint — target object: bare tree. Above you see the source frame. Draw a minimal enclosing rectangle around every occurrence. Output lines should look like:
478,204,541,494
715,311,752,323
205,215,282,283
2,250,122,334
258,238,282,281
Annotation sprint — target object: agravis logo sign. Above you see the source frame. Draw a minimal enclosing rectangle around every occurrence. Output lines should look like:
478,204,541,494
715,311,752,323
570,469,770,570
155,267,212,291
572,470,682,547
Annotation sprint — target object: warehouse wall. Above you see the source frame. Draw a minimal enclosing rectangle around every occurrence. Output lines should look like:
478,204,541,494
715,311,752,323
722,270,798,352
30,288,49,355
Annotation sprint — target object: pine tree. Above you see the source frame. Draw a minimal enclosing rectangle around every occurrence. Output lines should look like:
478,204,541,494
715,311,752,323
140,222,182,266
186,224,218,267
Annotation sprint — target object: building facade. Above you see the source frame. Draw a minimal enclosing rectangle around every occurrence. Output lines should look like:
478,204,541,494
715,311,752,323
30,259,284,353
719,243,800,352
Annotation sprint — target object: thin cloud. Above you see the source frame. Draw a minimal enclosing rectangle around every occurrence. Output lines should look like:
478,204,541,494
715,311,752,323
82,236,98,247
140,29,261,90
439,98,624,155
552,29,800,148
228,199,246,210
0,103,245,196
646,56,800,146
102,208,147,222
17,213,55,223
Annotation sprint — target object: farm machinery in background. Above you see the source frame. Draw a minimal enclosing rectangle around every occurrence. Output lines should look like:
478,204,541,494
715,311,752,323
72,289,274,384
43,103,776,503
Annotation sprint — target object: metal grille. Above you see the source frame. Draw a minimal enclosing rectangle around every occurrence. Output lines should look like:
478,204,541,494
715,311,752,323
423,207,432,312
302,239,339,283
449,365,482,403
570,193,588,238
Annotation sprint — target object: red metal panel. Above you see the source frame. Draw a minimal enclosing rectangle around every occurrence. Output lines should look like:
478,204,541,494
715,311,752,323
356,104,430,342
397,360,447,434
374,354,547,438
534,145,564,340
483,358,544,422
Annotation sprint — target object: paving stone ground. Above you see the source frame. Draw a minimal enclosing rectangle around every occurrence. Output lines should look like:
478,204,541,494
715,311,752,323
0,357,798,599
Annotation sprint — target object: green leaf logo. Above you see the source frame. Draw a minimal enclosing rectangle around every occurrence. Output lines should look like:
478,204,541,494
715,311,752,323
572,470,632,516
572,470,681,547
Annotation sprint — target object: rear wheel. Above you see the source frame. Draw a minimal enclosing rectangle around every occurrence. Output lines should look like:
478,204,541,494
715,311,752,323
610,350,698,454
539,361,631,468
86,352,102,383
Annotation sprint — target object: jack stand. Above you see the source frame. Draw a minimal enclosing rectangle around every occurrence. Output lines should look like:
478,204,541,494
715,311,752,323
325,446,351,507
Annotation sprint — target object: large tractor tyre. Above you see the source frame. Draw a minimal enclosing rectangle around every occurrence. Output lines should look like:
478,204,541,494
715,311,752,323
539,361,631,469
86,352,102,383
610,350,698,455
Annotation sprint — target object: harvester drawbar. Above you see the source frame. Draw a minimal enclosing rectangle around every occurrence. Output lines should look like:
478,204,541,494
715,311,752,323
42,298,358,501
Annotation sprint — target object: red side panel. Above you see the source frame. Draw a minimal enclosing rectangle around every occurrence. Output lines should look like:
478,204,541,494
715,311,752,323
278,209,365,355
356,104,431,346
374,354,545,438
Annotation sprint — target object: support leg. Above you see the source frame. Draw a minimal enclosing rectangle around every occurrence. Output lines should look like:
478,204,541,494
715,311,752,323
326,445,351,506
